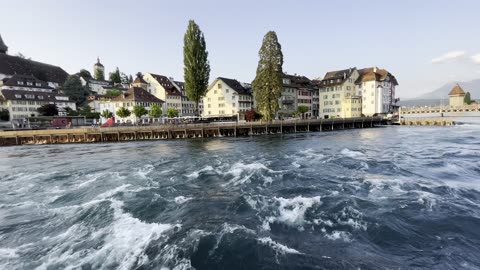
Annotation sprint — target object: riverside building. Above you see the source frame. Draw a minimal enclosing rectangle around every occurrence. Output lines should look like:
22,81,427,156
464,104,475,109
202,77,253,118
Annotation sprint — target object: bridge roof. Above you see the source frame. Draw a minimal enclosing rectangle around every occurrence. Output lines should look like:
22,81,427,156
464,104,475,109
448,84,465,96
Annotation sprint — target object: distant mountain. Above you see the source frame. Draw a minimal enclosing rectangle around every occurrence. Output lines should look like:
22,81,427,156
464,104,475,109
416,79,480,99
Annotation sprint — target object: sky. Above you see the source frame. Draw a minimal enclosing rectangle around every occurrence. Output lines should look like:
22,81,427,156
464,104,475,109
1,0,480,98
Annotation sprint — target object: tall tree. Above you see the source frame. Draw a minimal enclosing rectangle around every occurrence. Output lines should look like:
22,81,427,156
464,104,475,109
109,67,122,84
183,20,210,116
94,68,105,81
149,103,162,118
63,75,87,104
252,31,284,121
464,92,472,105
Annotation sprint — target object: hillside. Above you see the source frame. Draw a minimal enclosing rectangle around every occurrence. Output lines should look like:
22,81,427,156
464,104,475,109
416,79,480,99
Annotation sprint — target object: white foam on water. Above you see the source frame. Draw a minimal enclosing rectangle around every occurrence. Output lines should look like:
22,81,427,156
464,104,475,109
222,162,281,186
264,196,321,231
221,223,255,235
185,165,214,179
257,237,302,255
174,196,193,205
137,164,155,179
322,230,352,242
340,148,365,158
38,198,178,270
0,248,18,259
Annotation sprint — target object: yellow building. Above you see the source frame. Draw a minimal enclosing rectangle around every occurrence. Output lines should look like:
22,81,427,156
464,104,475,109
448,84,465,107
319,68,360,118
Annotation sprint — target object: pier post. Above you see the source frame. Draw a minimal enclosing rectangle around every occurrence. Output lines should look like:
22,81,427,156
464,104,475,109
280,120,283,134
294,122,297,133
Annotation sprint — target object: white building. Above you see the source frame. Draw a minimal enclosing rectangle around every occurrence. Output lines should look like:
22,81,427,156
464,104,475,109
448,84,466,107
142,73,200,116
79,76,111,95
356,67,398,116
202,77,253,118
99,87,164,123
0,90,76,120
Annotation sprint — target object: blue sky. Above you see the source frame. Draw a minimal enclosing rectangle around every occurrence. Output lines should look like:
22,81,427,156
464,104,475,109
1,0,480,98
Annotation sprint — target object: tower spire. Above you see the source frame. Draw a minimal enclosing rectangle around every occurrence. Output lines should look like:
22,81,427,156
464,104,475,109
0,34,8,54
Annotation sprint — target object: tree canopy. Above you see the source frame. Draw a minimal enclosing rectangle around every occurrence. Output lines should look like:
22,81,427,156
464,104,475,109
101,110,113,119
132,105,148,119
106,89,122,97
37,104,58,116
166,107,179,118
252,31,284,121
109,67,122,84
116,107,131,118
63,75,88,104
149,103,162,118
183,20,210,116
79,69,92,78
464,92,472,105
297,105,309,114
94,67,105,81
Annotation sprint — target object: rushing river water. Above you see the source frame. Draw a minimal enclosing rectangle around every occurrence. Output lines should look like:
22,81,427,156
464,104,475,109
1,122,480,270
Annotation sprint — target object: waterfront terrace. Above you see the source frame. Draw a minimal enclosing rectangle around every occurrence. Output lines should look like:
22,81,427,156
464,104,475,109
0,117,386,146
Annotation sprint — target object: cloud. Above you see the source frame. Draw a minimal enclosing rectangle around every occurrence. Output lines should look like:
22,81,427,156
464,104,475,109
472,54,480,64
431,50,466,64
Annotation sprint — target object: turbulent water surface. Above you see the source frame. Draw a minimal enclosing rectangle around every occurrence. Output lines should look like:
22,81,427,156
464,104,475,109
1,123,480,270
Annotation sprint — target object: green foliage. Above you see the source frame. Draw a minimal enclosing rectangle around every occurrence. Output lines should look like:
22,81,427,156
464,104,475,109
101,110,113,119
183,20,210,116
116,107,131,118
132,105,148,119
149,103,162,118
297,105,309,114
63,75,88,104
109,67,122,84
65,107,79,116
121,73,131,84
106,89,122,97
0,109,9,121
79,69,92,78
37,104,58,116
128,75,133,83
94,67,105,81
252,31,284,121
464,92,472,105
166,107,179,118
80,105,92,114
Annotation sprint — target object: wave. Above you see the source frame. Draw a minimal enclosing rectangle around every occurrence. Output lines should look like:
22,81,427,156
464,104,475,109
263,196,321,231
340,148,365,158
174,196,193,205
257,237,302,255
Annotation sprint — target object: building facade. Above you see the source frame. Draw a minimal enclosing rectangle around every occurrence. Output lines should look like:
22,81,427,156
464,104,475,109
448,84,465,107
319,68,360,118
356,67,398,116
202,77,253,117
99,87,164,123
0,90,76,120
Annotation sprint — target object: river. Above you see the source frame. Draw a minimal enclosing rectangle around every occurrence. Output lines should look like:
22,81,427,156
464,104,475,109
1,120,480,269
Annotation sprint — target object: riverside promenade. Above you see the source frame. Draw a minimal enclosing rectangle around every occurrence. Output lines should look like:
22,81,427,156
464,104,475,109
0,117,387,146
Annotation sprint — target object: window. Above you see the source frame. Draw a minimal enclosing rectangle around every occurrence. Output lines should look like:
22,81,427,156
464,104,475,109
232,95,235,100
17,81,24,85
214,90,217,94
207,98,211,102
38,96,44,99
232,103,235,107
15,94,21,98
208,111,211,115
226,89,229,93
27,82,33,86
208,104,211,108
218,83,222,89
218,97,224,101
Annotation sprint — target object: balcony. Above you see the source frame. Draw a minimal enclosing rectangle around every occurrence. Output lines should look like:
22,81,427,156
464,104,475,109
281,99,294,104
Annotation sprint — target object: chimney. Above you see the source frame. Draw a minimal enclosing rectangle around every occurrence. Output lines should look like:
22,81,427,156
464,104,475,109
373,67,377,73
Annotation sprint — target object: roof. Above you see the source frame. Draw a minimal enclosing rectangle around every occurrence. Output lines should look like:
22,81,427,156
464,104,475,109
0,53,68,84
0,34,7,53
1,74,53,90
132,76,147,84
355,67,399,85
448,84,466,96
217,77,252,95
283,73,317,90
0,89,71,102
148,73,182,96
94,57,104,67
320,68,356,87
111,87,164,103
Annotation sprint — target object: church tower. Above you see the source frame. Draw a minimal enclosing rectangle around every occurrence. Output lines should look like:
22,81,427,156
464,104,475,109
93,57,105,80
0,34,8,54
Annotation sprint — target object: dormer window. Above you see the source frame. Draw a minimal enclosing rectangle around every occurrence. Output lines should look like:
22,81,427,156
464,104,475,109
38,96,44,99
17,81,24,85
36,82,42,87
27,82,33,86
15,94,21,98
